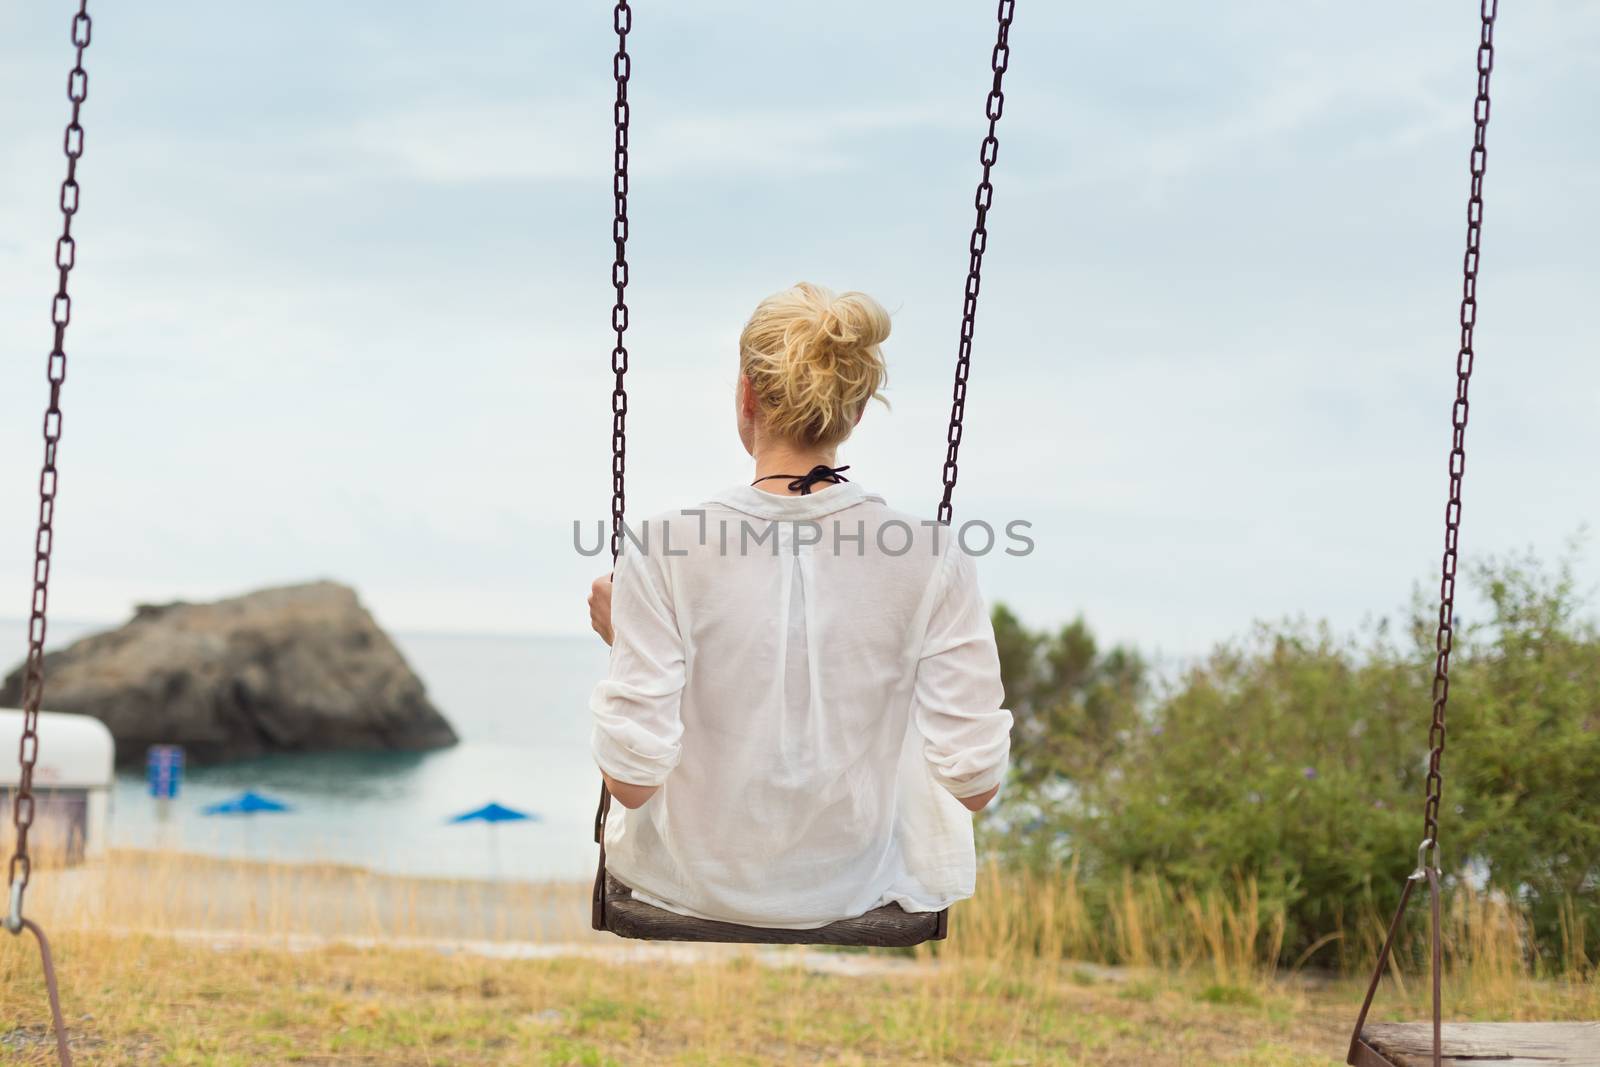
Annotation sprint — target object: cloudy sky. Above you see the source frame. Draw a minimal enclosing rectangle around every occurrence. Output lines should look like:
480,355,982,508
1,1,1596,658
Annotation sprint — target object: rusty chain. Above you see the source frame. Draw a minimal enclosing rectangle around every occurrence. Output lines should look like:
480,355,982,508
5,3,93,1063
594,0,634,930
1349,8,1501,1065
10,0,91,927
938,0,1015,526
1418,0,1497,879
609,0,632,563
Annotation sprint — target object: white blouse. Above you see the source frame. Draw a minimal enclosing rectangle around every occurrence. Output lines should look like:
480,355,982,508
589,482,1012,928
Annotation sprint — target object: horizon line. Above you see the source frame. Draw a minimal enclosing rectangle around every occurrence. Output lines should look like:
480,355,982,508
0,616,596,645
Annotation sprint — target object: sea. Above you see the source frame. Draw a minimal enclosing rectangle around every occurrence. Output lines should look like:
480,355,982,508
1,620,613,883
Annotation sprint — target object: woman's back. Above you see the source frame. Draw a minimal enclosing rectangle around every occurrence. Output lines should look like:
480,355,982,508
586,281,1010,927
592,482,1011,927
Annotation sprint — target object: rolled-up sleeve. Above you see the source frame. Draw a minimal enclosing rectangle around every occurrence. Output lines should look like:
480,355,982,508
913,548,1013,800
589,545,686,788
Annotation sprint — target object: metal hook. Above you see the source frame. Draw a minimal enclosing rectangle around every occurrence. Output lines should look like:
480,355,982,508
1409,837,1439,881
6,879,23,934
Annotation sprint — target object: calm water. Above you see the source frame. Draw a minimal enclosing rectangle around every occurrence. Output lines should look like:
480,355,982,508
2,621,611,882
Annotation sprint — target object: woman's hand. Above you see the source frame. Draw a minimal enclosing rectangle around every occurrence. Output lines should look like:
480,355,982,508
588,574,614,646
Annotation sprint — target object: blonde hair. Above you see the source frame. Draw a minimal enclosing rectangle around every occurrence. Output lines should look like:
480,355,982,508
738,282,890,447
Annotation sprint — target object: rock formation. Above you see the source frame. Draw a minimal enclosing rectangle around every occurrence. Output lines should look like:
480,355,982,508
0,582,459,764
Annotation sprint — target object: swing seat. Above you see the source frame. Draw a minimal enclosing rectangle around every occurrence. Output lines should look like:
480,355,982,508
595,875,948,947
1352,1022,1600,1067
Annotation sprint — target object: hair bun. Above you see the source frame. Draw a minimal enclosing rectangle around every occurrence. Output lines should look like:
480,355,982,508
812,292,891,362
740,283,891,447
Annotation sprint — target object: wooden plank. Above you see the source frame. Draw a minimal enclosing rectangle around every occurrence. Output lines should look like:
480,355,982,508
1361,1022,1600,1066
599,876,946,947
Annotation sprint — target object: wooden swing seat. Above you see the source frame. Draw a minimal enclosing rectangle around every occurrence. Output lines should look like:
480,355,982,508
596,875,948,947
1352,1022,1600,1067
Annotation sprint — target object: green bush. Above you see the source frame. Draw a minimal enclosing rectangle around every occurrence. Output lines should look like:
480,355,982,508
993,549,1600,968
1449,551,1600,960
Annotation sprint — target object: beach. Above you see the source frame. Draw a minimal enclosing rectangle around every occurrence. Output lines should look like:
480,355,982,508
2,623,612,882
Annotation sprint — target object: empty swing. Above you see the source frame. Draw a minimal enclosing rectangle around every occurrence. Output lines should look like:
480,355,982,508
1347,4,1597,1065
588,0,1018,946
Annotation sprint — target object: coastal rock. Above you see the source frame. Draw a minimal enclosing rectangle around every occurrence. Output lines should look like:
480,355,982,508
0,581,458,765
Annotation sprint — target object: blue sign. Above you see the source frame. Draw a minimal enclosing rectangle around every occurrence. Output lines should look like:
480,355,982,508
146,744,184,799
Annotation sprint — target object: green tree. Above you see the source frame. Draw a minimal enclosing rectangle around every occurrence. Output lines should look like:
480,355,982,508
991,548,1600,966
992,606,1146,787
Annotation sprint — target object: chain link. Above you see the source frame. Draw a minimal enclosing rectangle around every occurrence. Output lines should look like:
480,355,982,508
9,0,92,926
609,0,632,563
938,0,1015,526
1418,0,1497,873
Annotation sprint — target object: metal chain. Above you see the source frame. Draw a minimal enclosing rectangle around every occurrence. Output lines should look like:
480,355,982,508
594,0,634,931
5,4,92,1063
9,0,92,935
609,0,632,563
1417,0,1497,878
938,0,1015,526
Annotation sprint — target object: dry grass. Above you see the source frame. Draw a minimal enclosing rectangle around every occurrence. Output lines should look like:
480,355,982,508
46,848,597,945
3,928,1359,1067
944,859,1595,995
0,848,1593,1065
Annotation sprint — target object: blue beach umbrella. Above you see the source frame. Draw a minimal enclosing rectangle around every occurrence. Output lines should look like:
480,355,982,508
202,791,293,816
447,801,537,826
447,801,538,879
200,790,291,861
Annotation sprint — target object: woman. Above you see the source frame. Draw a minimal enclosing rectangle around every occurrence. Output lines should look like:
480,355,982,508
586,282,1012,928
